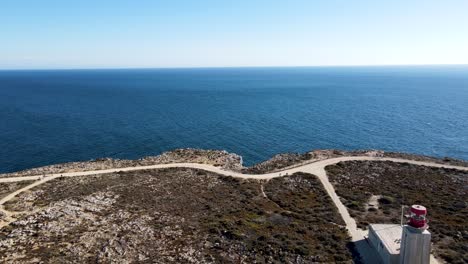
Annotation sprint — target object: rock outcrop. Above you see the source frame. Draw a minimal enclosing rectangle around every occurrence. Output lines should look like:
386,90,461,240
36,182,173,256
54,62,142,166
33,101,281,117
0,149,243,178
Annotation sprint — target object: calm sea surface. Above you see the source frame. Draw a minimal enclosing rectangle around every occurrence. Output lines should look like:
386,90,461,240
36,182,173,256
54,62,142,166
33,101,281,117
1,66,467,173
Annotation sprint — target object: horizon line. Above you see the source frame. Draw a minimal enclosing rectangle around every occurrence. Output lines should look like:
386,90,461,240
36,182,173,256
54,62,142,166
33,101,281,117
0,63,467,71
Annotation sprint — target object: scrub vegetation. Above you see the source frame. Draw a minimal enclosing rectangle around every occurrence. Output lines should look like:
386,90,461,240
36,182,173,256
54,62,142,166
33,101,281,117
0,181,34,200
326,160,468,264
0,169,351,263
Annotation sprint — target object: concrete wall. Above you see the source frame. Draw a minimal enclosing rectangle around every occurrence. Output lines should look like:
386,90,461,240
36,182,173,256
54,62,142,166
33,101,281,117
400,226,431,264
368,225,400,264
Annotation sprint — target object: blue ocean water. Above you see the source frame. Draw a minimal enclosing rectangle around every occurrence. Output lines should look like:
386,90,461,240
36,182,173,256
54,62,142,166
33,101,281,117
0,66,467,173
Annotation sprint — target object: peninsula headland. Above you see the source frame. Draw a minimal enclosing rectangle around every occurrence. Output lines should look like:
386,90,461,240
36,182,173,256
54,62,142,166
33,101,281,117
0,149,466,263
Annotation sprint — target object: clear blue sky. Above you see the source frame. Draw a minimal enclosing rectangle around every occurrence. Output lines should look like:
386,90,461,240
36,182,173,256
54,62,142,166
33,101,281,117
1,0,468,69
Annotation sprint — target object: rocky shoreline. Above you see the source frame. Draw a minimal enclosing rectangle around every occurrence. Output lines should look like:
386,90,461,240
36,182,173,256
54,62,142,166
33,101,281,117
1,148,467,178
0,149,243,178
243,149,468,174
0,149,467,263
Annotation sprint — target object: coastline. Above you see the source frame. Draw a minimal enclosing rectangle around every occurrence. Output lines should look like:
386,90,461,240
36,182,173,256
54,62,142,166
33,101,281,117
0,149,466,263
2,148,467,178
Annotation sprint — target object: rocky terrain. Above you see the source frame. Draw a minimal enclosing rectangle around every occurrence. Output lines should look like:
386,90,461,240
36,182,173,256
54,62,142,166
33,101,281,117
381,152,468,167
326,160,468,264
0,149,467,263
3,148,467,179
0,181,35,200
0,149,243,178
0,181,35,223
0,169,351,263
244,149,468,174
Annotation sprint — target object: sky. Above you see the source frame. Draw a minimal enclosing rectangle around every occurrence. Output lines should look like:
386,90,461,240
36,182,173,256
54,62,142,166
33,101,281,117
1,0,468,69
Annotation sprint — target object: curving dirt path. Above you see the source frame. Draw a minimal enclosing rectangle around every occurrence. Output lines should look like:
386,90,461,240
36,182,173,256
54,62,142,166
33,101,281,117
0,156,466,262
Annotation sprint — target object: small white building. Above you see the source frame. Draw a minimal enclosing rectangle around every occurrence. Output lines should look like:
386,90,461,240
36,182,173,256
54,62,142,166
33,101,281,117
368,224,402,264
368,205,431,264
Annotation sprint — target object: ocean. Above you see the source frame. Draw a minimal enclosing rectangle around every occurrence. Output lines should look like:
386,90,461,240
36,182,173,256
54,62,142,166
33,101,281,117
0,66,467,173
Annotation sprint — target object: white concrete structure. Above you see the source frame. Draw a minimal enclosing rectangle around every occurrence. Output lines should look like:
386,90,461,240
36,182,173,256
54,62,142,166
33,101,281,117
368,205,431,264
399,205,431,264
400,225,431,264
368,224,402,264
